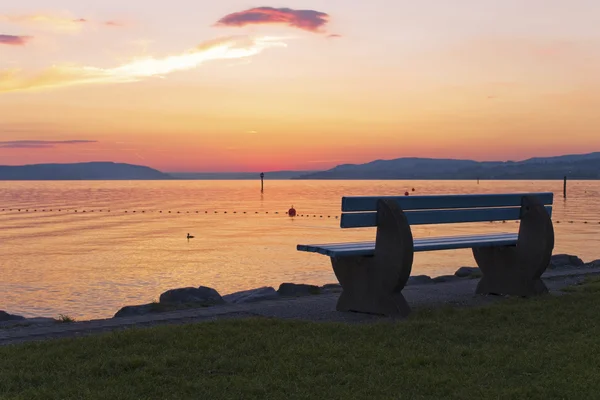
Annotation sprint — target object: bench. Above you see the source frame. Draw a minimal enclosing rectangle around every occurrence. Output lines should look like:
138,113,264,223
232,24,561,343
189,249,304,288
297,192,554,317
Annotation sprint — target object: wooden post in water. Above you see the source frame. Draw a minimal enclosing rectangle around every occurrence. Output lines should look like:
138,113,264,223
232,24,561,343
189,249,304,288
260,172,265,193
563,176,567,199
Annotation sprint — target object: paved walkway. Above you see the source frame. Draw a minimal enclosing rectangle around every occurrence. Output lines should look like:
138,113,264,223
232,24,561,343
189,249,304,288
2,267,599,346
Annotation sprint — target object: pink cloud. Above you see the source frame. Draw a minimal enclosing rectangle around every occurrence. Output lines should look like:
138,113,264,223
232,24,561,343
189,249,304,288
104,21,123,27
216,7,330,33
0,34,32,46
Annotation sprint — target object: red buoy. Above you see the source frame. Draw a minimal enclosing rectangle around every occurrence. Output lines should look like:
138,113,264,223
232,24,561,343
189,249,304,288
288,206,297,217
404,192,409,196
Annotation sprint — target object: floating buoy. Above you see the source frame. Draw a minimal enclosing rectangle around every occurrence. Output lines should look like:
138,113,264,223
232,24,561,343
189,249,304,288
405,192,409,196
187,233,194,240
288,206,297,217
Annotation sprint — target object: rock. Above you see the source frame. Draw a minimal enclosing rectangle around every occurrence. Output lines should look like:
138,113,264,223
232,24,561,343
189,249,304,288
0,310,25,321
113,299,219,318
1,316,60,329
28,318,57,324
321,283,342,293
159,286,224,305
586,259,600,268
278,283,321,296
223,287,279,304
455,267,481,278
407,275,433,285
549,254,585,269
432,275,462,283
113,304,156,318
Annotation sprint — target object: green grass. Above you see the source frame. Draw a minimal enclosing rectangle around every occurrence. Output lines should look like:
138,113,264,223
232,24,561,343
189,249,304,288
2,280,600,400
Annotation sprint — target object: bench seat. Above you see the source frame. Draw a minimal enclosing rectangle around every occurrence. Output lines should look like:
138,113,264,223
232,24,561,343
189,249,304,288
298,232,518,257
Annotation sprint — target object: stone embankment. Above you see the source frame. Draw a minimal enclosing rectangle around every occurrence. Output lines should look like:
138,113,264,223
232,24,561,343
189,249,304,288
2,254,598,329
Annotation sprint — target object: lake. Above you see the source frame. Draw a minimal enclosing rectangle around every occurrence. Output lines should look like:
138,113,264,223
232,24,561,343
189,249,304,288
1,180,599,320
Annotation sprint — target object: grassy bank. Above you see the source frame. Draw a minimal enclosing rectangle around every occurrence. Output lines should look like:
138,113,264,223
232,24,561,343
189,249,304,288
2,280,600,400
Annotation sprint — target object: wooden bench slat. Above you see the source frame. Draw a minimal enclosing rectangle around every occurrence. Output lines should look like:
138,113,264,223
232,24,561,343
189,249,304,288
298,233,516,252
341,206,552,228
297,233,519,257
342,192,554,212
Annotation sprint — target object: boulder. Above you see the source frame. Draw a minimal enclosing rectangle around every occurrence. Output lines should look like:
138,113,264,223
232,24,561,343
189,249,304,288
432,275,462,283
223,287,279,304
0,310,25,321
113,304,156,318
549,254,585,269
455,267,481,278
159,286,224,305
321,283,342,293
27,317,57,324
407,275,433,285
586,259,600,268
113,299,219,318
278,283,321,296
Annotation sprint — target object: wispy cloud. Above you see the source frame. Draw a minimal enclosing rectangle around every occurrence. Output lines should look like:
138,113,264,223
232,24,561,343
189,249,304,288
104,21,123,27
0,13,87,33
0,35,287,94
216,7,330,33
0,34,32,46
0,13,124,33
0,140,97,149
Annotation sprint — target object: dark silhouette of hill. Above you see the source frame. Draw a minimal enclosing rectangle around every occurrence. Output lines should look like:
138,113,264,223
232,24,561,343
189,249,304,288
0,162,172,180
294,152,600,180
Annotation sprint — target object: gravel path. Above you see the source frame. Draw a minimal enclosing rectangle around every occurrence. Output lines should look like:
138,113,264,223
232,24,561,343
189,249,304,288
2,267,599,347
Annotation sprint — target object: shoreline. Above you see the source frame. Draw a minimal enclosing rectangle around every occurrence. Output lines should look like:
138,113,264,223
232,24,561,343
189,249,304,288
2,254,598,341
2,266,599,347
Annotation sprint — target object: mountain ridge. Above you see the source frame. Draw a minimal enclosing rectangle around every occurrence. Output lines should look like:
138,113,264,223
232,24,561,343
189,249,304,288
294,152,600,180
3,152,600,180
0,162,172,180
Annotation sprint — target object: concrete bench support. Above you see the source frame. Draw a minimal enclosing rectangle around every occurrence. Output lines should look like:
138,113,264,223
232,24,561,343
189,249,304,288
332,199,414,317
474,195,555,297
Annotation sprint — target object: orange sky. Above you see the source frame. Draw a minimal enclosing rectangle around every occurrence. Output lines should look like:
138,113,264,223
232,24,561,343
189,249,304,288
1,1,599,172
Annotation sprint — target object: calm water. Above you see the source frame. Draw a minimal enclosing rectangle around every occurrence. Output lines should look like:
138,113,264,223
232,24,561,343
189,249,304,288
1,180,600,320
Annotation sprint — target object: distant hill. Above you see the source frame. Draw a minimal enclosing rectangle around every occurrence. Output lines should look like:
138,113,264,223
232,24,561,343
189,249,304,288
294,152,600,180
169,171,315,180
0,162,173,180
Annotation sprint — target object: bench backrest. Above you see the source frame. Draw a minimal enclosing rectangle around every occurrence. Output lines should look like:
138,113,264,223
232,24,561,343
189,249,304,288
340,192,554,228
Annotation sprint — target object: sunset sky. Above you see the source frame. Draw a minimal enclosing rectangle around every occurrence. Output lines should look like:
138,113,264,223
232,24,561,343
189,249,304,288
1,0,599,172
